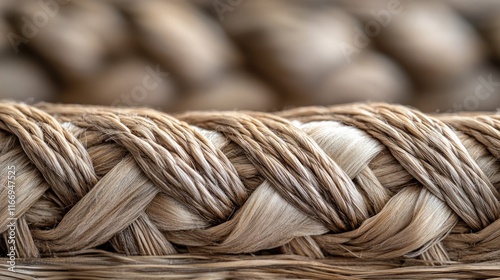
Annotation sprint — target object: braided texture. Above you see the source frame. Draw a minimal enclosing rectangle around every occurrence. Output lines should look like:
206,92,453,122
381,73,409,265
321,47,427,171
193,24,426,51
0,102,499,279
2,0,500,113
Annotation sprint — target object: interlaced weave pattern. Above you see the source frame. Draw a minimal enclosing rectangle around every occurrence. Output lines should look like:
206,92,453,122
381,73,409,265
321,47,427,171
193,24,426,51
3,0,500,112
1,102,500,279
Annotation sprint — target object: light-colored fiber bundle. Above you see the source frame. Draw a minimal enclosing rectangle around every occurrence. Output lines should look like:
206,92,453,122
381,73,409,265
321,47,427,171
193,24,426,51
1,102,500,279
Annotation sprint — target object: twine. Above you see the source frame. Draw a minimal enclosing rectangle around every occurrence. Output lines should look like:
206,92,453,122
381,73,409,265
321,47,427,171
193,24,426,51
0,101,499,278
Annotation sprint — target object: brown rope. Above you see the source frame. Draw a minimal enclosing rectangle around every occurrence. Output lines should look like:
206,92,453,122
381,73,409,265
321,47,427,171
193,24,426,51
1,101,499,278
3,0,500,112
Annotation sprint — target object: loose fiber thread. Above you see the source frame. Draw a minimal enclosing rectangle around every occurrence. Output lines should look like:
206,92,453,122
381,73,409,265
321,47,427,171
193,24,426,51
1,102,500,279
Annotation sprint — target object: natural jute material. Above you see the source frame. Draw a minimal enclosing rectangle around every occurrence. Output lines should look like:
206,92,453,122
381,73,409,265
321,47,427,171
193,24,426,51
1,102,499,279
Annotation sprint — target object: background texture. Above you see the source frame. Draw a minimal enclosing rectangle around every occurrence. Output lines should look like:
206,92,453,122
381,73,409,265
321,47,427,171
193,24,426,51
1,0,500,113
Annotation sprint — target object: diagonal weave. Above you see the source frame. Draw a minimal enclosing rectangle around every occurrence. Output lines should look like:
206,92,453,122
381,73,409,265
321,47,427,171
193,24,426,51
3,0,500,113
1,102,500,279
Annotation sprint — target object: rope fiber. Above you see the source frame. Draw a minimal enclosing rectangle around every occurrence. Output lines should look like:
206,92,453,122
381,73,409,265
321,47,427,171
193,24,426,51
1,102,500,279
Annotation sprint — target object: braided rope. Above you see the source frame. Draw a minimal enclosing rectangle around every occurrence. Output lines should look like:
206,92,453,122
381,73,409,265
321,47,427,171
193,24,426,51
3,0,500,112
0,102,499,278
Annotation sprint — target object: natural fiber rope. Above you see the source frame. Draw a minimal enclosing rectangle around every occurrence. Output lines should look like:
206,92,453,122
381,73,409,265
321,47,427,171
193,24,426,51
1,101,499,278
3,0,500,112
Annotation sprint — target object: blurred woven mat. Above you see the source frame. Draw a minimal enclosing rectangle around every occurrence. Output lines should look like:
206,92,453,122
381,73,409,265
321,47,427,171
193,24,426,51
1,0,500,113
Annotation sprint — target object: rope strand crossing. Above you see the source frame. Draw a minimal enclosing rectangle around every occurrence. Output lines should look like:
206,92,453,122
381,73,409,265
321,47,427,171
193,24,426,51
1,102,499,278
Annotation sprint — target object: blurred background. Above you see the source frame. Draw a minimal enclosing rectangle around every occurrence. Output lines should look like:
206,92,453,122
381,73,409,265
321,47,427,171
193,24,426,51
1,0,500,113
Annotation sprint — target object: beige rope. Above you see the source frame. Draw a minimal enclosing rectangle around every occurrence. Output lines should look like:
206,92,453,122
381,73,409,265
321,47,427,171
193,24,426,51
4,0,500,112
1,102,500,278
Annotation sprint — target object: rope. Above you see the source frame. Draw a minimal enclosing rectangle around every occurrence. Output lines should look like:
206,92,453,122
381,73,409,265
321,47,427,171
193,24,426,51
2,1,500,112
1,102,499,278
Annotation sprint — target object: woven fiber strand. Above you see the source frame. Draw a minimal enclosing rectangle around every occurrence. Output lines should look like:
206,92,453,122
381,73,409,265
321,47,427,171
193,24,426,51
0,102,500,279
3,0,500,112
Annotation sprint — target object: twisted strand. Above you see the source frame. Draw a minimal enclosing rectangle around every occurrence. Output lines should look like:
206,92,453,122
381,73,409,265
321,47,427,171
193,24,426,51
1,102,500,278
